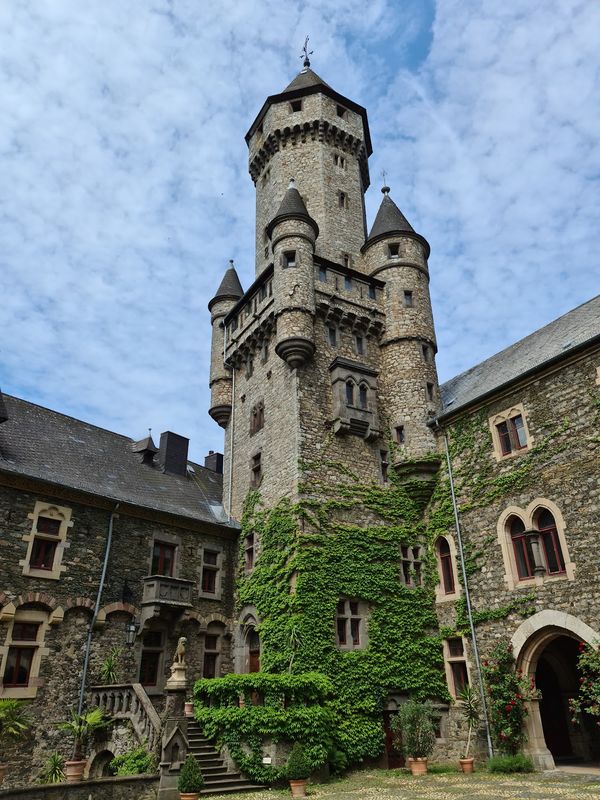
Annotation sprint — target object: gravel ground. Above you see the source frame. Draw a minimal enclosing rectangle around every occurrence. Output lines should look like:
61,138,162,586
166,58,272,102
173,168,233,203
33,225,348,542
208,768,600,800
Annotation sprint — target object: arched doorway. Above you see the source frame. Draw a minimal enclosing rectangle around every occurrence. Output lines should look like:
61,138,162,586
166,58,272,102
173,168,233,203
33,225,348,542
247,628,260,673
512,611,599,769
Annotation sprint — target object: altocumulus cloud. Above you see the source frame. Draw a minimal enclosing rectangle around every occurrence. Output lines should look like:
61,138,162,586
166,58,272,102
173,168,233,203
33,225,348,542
0,0,598,459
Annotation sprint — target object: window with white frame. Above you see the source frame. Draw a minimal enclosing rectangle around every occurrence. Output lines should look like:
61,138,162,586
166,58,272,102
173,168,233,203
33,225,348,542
20,502,73,580
489,404,532,460
1,607,50,699
444,637,469,698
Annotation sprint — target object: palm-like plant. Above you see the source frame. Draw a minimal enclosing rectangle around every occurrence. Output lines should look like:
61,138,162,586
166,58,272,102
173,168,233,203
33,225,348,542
39,752,66,784
458,685,480,759
0,699,31,756
58,708,109,761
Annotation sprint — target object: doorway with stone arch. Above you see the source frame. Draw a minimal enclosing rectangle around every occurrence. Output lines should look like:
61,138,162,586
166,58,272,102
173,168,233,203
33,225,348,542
512,610,600,769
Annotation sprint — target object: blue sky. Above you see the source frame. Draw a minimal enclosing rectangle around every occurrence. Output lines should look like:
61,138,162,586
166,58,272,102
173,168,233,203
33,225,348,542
1,0,598,461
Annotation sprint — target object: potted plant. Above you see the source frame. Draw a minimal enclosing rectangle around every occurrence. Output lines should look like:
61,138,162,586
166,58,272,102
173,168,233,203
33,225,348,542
39,752,66,784
392,699,436,775
184,700,194,716
286,742,311,798
458,685,480,773
0,699,31,785
177,754,204,799
99,647,122,684
58,707,109,782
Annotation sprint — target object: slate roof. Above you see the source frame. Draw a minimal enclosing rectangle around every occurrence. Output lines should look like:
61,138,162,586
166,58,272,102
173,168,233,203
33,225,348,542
283,67,331,93
440,295,600,416
266,180,318,238
209,261,244,310
367,192,415,240
0,395,236,527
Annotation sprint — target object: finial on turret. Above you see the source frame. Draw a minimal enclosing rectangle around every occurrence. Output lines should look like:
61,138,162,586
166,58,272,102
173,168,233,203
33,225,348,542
229,258,234,267
381,169,390,194
288,178,296,189
300,36,313,71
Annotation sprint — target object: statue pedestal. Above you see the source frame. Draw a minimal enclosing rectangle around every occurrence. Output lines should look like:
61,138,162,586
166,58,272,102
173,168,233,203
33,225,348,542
166,661,187,692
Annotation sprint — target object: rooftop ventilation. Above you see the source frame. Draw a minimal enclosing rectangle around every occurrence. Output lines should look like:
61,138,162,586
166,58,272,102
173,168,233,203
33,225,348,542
158,431,190,477
132,434,158,465
204,451,224,474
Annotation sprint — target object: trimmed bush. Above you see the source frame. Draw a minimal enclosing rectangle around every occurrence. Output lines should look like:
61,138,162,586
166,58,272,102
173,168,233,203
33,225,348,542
487,754,534,773
286,743,311,781
177,755,205,792
109,745,157,776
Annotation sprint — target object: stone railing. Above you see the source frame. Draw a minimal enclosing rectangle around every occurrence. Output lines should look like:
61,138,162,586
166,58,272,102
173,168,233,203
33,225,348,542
91,683,161,751
141,575,194,607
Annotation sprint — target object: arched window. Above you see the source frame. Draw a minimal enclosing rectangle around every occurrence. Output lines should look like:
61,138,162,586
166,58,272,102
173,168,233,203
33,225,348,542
345,380,354,406
247,629,260,673
359,384,368,409
535,509,565,575
436,537,455,594
509,515,534,580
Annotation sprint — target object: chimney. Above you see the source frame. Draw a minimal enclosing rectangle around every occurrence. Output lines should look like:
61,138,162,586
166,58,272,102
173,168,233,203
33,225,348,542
0,390,7,425
204,450,224,474
158,431,189,476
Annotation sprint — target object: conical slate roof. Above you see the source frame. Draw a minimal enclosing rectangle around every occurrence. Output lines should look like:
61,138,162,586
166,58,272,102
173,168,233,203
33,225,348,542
367,191,415,240
266,180,319,238
208,261,244,310
283,67,331,93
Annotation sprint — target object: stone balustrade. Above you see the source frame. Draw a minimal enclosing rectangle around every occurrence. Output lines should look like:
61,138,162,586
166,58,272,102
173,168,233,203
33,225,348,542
91,683,161,751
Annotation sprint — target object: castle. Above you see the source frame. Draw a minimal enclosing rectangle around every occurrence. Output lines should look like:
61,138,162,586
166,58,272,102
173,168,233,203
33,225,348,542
1,59,599,791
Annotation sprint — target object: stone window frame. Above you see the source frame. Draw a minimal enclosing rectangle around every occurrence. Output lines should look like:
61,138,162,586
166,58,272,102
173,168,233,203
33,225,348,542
138,626,167,694
335,598,369,651
244,532,256,573
497,499,575,591
203,621,226,678
250,401,265,436
400,545,423,588
434,535,462,603
147,532,181,579
330,357,381,440
338,191,348,210
489,402,533,461
443,637,471,700
20,501,73,581
290,99,302,113
250,451,263,488
199,545,225,601
0,608,51,699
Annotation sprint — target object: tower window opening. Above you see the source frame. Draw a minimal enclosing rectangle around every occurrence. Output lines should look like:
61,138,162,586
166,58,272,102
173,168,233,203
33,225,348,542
388,243,400,258
338,191,348,209
380,450,389,483
403,290,413,307
250,453,262,488
426,382,434,402
245,533,255,572
246,355,254,379
230,316,238,332
344,274,352,290
290,100,302,112
368,285,376,299
395,425,406,444
259,284,267,301
268,281,273,296
257,123,263,135
400,545,423,587
343,254,350,269
345,381,355,406
318,266,327,283
336,104,347,118
264,246,269,258
328,326,337,346
355,335,364,355
422,344,431,362
282,250,297,268
359,384,368,409
261,340,269,363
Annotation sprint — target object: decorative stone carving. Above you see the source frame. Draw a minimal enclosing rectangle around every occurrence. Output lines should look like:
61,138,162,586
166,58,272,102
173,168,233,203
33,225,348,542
329,357,381,440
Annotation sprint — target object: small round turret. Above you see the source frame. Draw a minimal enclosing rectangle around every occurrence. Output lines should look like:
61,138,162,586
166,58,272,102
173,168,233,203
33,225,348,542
208,260,243,427
268,180,318,369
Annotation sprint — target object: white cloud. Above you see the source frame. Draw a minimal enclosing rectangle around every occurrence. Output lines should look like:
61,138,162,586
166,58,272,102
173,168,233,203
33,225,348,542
0,0,598,461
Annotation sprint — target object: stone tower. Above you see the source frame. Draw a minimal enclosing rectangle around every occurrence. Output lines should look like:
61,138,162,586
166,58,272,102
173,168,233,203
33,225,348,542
209,60,440,519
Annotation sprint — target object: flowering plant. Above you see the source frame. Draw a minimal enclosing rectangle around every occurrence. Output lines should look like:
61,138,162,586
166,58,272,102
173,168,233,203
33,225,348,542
481,642,539,755
569,641,600,726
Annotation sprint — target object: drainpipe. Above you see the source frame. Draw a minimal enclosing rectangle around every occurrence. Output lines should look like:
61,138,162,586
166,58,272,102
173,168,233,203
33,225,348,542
227,366,236,520
77,503,120,715
443,434,494,758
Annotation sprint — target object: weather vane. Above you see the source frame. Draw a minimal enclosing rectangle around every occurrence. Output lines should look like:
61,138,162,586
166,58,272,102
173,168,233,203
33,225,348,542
300,36,313,69
381,169,390,194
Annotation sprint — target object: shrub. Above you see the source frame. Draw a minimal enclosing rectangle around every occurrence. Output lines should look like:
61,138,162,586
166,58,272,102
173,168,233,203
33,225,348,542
99,647,122,684
487,754,534,773
391,700,436,759
177,755,204,793
569,641,600,726
109,745,157,776
286,743,311,781
38,752,65,784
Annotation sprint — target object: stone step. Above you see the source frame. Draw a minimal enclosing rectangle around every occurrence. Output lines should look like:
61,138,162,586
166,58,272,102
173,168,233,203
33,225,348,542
189,744,219,753
200,786,263,796
193,757,224,768
201,765,231,776
200,777,264,791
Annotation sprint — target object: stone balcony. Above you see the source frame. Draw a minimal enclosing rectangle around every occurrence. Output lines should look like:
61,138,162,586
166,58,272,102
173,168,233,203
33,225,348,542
140,575,194,627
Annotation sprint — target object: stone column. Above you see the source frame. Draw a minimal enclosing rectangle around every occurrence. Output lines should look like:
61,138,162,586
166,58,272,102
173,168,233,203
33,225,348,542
523,699,554,770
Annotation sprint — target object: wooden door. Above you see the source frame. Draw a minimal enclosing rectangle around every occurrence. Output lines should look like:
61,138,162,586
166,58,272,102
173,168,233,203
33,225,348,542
383,711,404,768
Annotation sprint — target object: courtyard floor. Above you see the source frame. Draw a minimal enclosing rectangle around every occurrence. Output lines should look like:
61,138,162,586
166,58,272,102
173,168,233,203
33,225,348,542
209,767,600,800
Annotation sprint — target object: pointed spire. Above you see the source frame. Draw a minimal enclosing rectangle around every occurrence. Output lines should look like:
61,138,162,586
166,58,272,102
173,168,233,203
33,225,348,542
363,188,430,257
283,67,331,93
266,179,319,238
208,260,244,310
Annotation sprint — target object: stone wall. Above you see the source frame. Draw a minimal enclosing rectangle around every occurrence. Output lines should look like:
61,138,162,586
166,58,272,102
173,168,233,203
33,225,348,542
0,775,157,800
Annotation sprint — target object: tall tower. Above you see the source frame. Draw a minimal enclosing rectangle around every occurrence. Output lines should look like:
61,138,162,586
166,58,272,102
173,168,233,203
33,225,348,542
208,61,440,519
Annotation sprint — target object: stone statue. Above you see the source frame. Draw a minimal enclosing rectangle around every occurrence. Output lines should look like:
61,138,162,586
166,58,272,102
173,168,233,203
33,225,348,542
173,636,187,666
166,637,188,691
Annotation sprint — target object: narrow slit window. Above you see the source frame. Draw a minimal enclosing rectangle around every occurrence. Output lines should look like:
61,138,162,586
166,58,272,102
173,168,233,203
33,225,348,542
380,450,389,483
318,266,327,282
339,191,347,209
283,250,297,268
251,453,262,487
395,425,406,444
368,285,376,299
359,384,368,409
345,381,355,406
344,274,352,290
328,327,337,346
336,104,347,118
403,290,413,307
388,243,400,258
355,336,364,355
426,382,434,402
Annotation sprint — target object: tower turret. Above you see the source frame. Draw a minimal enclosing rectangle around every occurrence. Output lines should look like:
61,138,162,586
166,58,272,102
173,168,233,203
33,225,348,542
208,260,243,427
362,187,439,459
267,180,318,369
246,63,372,273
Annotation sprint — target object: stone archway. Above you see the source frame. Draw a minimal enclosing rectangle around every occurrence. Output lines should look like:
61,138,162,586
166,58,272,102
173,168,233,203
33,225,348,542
511,611,599,769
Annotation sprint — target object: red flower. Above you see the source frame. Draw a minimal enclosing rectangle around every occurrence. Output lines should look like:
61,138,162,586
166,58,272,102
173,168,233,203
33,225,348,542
505,704,512,711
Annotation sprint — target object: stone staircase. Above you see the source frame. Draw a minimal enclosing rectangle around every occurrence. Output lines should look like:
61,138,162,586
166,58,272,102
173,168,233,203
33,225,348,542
186,719,263,796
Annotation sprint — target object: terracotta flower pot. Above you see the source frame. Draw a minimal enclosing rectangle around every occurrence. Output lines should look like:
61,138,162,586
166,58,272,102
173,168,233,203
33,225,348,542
179,793,200,800
184,701,194,716
289,778,308,797
0,763,6,785
65,759,87,782
407,757,428,776
459,757,474,773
